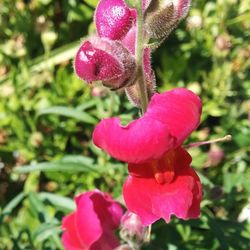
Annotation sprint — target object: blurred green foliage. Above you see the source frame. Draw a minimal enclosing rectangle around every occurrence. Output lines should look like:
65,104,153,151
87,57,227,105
0,0,249,249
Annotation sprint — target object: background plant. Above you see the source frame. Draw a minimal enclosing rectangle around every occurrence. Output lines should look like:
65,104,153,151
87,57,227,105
0,0,249,249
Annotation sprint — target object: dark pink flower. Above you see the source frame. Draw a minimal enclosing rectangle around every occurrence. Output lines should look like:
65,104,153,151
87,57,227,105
61,190,123,250
95,0,136,40
93,88,201,164
74,38,136,90
124,147,202,225
93,88,202,225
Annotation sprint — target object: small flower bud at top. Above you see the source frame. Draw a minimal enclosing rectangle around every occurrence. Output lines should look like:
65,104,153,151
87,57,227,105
145,0,191,39
74,37,136,90
95,0,136,40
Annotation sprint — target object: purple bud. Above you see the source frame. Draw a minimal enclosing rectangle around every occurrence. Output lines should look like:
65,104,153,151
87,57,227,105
74,37,136,90
95,0,136,40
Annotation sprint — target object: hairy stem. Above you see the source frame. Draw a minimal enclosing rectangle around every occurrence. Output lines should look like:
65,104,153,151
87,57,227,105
135,3,149,114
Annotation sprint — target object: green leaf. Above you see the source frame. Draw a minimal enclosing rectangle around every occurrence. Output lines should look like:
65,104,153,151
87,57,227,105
124,0,138,8
1,192,26,217
33,223,61,243
38,192,75,211
13,161,99,174
30,41,79,72
28,192,47,222
84,0,99,8
37,106,97,124
208,218,230,250
61,155,94,165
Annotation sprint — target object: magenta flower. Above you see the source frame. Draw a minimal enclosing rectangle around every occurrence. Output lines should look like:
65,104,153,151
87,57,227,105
93,88,202,225
74,37,136,90
95,0,136,40
61,190,123,250
124,147,202,225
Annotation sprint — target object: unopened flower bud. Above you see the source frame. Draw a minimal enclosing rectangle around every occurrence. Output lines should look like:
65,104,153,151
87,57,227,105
143,0,153,11
187,14,202,29
74,37,136,90
30,132,44,147
121,26,156,107
145,0,191,39
125,70,156,107
91,86,108,97
41,30,58,52
120,211,146,242
215,34,232,51
114,244,132,250
95,0,136,40
207,144,224,167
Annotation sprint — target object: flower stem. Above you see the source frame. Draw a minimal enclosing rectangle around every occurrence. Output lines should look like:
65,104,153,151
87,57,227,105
135,3,148,114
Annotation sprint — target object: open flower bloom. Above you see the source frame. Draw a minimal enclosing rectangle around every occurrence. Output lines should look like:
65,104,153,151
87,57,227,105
93,88,202,225
61,190,123,250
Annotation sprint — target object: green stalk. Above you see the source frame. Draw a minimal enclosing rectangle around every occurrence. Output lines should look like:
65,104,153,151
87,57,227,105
135,3,149,114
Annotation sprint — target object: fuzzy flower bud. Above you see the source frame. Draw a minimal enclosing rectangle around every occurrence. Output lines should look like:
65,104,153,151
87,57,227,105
95,0,136,40
74,37,136,90
121,26,156,107
120,211,146,242
145,0,191,39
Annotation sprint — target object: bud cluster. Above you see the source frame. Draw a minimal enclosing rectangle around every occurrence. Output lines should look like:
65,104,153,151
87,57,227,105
74,0,191,106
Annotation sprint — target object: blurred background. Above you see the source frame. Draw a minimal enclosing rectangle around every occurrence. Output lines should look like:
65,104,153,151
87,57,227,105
0,0,249,249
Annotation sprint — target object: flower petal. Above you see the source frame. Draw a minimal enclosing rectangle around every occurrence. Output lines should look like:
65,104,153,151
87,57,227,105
93,117,175,164
123,147,202,225
146,88,202,146
61,190,123,250
62,213,84,250
93,88,201,163
74,192,103,248
95,0,135,40
74,40,123,83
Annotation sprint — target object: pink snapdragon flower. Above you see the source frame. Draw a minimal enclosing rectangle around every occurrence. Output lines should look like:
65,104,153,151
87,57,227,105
61,190,123,250
93,88,202,225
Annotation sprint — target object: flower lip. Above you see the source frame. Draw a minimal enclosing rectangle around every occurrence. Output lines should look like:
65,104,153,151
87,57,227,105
93,116,175,164
123,147,202,226
93,88,202,164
